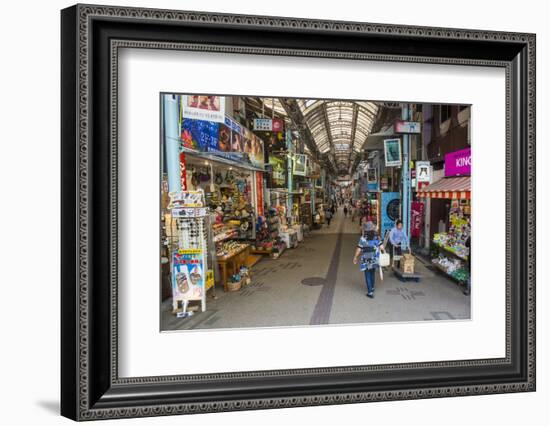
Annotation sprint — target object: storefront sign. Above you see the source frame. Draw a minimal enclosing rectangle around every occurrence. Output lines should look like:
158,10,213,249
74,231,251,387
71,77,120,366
253,118,284,132
383,138,402,167
394,120,421,134
411,201,424,238
445,148,471,176
181,95,225,123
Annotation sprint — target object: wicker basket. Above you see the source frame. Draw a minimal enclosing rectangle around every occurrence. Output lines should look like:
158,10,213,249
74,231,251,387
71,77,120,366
226,280,242,292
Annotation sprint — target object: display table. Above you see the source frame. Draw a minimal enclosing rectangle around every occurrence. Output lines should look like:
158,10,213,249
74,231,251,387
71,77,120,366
216,244,251,291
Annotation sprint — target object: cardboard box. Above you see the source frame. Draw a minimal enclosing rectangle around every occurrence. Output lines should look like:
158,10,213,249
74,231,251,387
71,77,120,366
400,253,415,274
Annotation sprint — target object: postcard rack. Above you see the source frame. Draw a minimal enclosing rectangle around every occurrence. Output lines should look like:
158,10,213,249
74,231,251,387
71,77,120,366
169,190,208,316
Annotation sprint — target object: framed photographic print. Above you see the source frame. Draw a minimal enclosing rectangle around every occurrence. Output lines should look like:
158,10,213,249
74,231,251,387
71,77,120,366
61,4,536,421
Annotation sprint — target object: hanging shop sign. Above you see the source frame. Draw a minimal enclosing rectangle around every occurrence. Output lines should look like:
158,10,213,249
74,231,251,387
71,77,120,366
255,171,264,216
180,95,225,123
415,160,431,191
411,201,425,238
383,138,402,167
253,118,283,132
445,147,471,177
394,120,421,134
293,154,308,176
381,192,400,238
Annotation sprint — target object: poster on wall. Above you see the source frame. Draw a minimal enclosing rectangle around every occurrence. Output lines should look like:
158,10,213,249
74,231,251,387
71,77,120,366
293,153,307,176
171,250,205,303
249,134,265,168
181,119,219,152
217,121,232,152
415,161,431,191
181,95,225,123
383,138,402,167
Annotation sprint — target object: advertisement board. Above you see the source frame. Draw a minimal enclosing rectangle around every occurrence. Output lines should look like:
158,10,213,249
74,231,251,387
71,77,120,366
171,250,205,302
181,95,225,123
180,119,219,152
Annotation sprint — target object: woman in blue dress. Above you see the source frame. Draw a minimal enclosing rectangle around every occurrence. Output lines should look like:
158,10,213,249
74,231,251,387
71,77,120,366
353,230,384,298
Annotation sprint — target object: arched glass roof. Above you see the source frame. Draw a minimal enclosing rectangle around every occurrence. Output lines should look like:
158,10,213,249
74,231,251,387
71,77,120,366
259,97,379,172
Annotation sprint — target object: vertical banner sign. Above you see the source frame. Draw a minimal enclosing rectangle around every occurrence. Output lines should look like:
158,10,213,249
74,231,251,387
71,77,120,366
411,201,425,238
381,192,400,238
256,171,264,216
179,152,187,191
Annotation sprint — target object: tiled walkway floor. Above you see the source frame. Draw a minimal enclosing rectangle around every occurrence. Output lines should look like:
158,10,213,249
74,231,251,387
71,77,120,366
161,207,470,331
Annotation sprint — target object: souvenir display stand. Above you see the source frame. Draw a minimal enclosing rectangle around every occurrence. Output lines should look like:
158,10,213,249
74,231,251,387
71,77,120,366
169,190,208,316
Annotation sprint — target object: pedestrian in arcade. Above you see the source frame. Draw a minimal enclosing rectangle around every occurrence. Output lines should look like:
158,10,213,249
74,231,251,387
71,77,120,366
353,230,384,298
325,207,333,226
387,219,409,263
343,205,348,217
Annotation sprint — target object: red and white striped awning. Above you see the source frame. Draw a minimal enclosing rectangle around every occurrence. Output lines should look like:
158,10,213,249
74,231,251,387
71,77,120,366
417,176,471,199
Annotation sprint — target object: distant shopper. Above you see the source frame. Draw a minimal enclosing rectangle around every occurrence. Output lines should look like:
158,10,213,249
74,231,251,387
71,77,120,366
325,207,333,226
388,220,409,261
351,205,357,222
343,205,348,217
362,217,376,235
353,230,384,298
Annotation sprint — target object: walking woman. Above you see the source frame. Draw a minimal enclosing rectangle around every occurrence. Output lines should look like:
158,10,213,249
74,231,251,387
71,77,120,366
353,230,384,298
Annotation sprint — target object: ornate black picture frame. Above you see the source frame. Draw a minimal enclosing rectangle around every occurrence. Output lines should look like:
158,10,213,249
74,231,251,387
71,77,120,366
61,4,536,421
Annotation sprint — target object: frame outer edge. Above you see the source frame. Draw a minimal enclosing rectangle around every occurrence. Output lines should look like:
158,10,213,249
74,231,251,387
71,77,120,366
67,4,536,420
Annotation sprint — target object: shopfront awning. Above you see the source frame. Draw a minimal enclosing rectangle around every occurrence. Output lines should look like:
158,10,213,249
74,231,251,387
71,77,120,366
417,176,471,199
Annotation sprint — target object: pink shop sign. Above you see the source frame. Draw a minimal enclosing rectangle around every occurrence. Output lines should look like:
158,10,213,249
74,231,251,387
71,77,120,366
445,148,471,176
